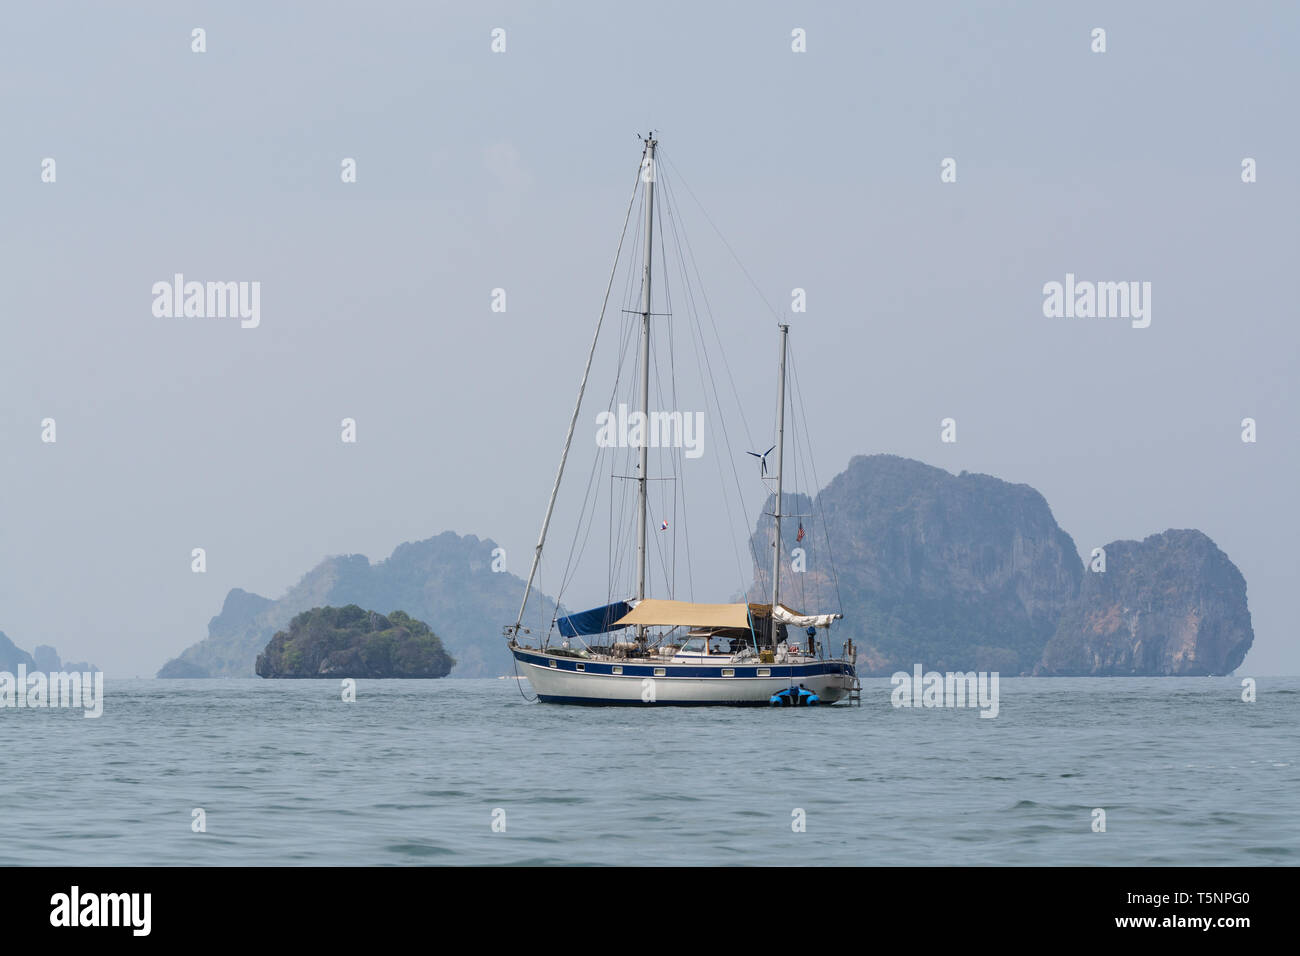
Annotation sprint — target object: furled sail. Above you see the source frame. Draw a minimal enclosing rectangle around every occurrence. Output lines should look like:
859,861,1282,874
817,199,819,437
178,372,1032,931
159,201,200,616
771,604,842,629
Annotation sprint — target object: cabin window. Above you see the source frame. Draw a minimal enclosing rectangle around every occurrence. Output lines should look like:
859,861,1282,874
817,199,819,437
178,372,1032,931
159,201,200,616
576,663,585,671
611,665,623,675
757,667,771,677
654,667,666,677
548,660,557,669
721,668,735,677
680,637,706,654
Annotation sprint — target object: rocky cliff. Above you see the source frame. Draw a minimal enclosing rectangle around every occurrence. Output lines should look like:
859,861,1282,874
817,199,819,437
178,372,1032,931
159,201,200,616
754,455,1083,675
157,531,556,678
0,633,99,673
1038,530,1253,676
0,632,36,672
750,455,1252,676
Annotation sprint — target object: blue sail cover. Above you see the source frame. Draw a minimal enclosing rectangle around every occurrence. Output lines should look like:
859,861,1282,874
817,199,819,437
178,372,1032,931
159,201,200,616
557,601,634,638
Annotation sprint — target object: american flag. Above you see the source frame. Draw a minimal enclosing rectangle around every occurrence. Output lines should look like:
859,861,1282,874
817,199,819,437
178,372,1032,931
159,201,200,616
660,520,669,531
796,522,805,542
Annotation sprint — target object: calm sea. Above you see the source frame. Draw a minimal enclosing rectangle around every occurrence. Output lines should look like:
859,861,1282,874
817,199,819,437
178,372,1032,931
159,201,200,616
2,677,1296,865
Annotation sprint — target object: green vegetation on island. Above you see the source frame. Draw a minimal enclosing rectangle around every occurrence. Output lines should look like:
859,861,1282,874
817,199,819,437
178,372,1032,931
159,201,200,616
255,605,455,679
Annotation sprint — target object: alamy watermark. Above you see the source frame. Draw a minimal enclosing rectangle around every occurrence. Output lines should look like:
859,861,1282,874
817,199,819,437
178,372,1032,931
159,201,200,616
152,274,261,328
891,664,999,718
595,403,704,459
1042,273,1151,328
50,886,150,936
0,665,104,718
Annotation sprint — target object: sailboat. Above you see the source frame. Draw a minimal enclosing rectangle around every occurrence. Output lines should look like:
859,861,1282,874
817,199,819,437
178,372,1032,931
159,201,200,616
504,135,859,705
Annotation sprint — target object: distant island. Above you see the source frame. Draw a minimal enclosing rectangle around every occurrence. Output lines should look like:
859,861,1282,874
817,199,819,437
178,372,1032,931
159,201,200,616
751,455,1253,677
255,605,455,679
0,631,99,673
158,532,555,679
160,454,1255,680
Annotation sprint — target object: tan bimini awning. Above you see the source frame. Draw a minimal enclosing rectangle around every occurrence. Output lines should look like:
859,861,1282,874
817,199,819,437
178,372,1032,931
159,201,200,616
611,599,753,630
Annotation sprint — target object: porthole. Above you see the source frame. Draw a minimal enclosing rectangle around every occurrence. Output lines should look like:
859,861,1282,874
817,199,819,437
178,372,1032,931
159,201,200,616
757,667,771,677
654,667,666,677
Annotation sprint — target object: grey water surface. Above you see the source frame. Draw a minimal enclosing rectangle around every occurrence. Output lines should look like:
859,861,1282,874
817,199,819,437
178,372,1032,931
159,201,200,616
2,677,1295,865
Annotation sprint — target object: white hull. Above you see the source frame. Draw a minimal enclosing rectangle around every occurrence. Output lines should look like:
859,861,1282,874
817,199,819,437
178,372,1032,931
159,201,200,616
512,647,856,705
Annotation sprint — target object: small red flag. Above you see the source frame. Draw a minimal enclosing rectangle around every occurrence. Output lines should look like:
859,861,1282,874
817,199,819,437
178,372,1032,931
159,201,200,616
796,523,805,542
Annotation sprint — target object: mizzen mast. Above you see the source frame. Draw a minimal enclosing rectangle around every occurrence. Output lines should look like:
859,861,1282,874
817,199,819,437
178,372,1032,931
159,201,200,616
769,323,789,612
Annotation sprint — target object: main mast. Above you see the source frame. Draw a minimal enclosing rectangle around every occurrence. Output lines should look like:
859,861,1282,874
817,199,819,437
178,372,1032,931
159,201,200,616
507,137,647,642
770,323,789,611
635,134,657,640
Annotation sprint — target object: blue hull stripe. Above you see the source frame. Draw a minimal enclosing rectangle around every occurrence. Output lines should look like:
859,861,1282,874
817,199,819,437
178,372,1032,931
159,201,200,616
536,694,776,707
512,648,854,679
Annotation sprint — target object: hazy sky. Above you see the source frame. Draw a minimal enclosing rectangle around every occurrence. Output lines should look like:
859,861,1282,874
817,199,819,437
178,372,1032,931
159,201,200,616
2,2,1296,676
